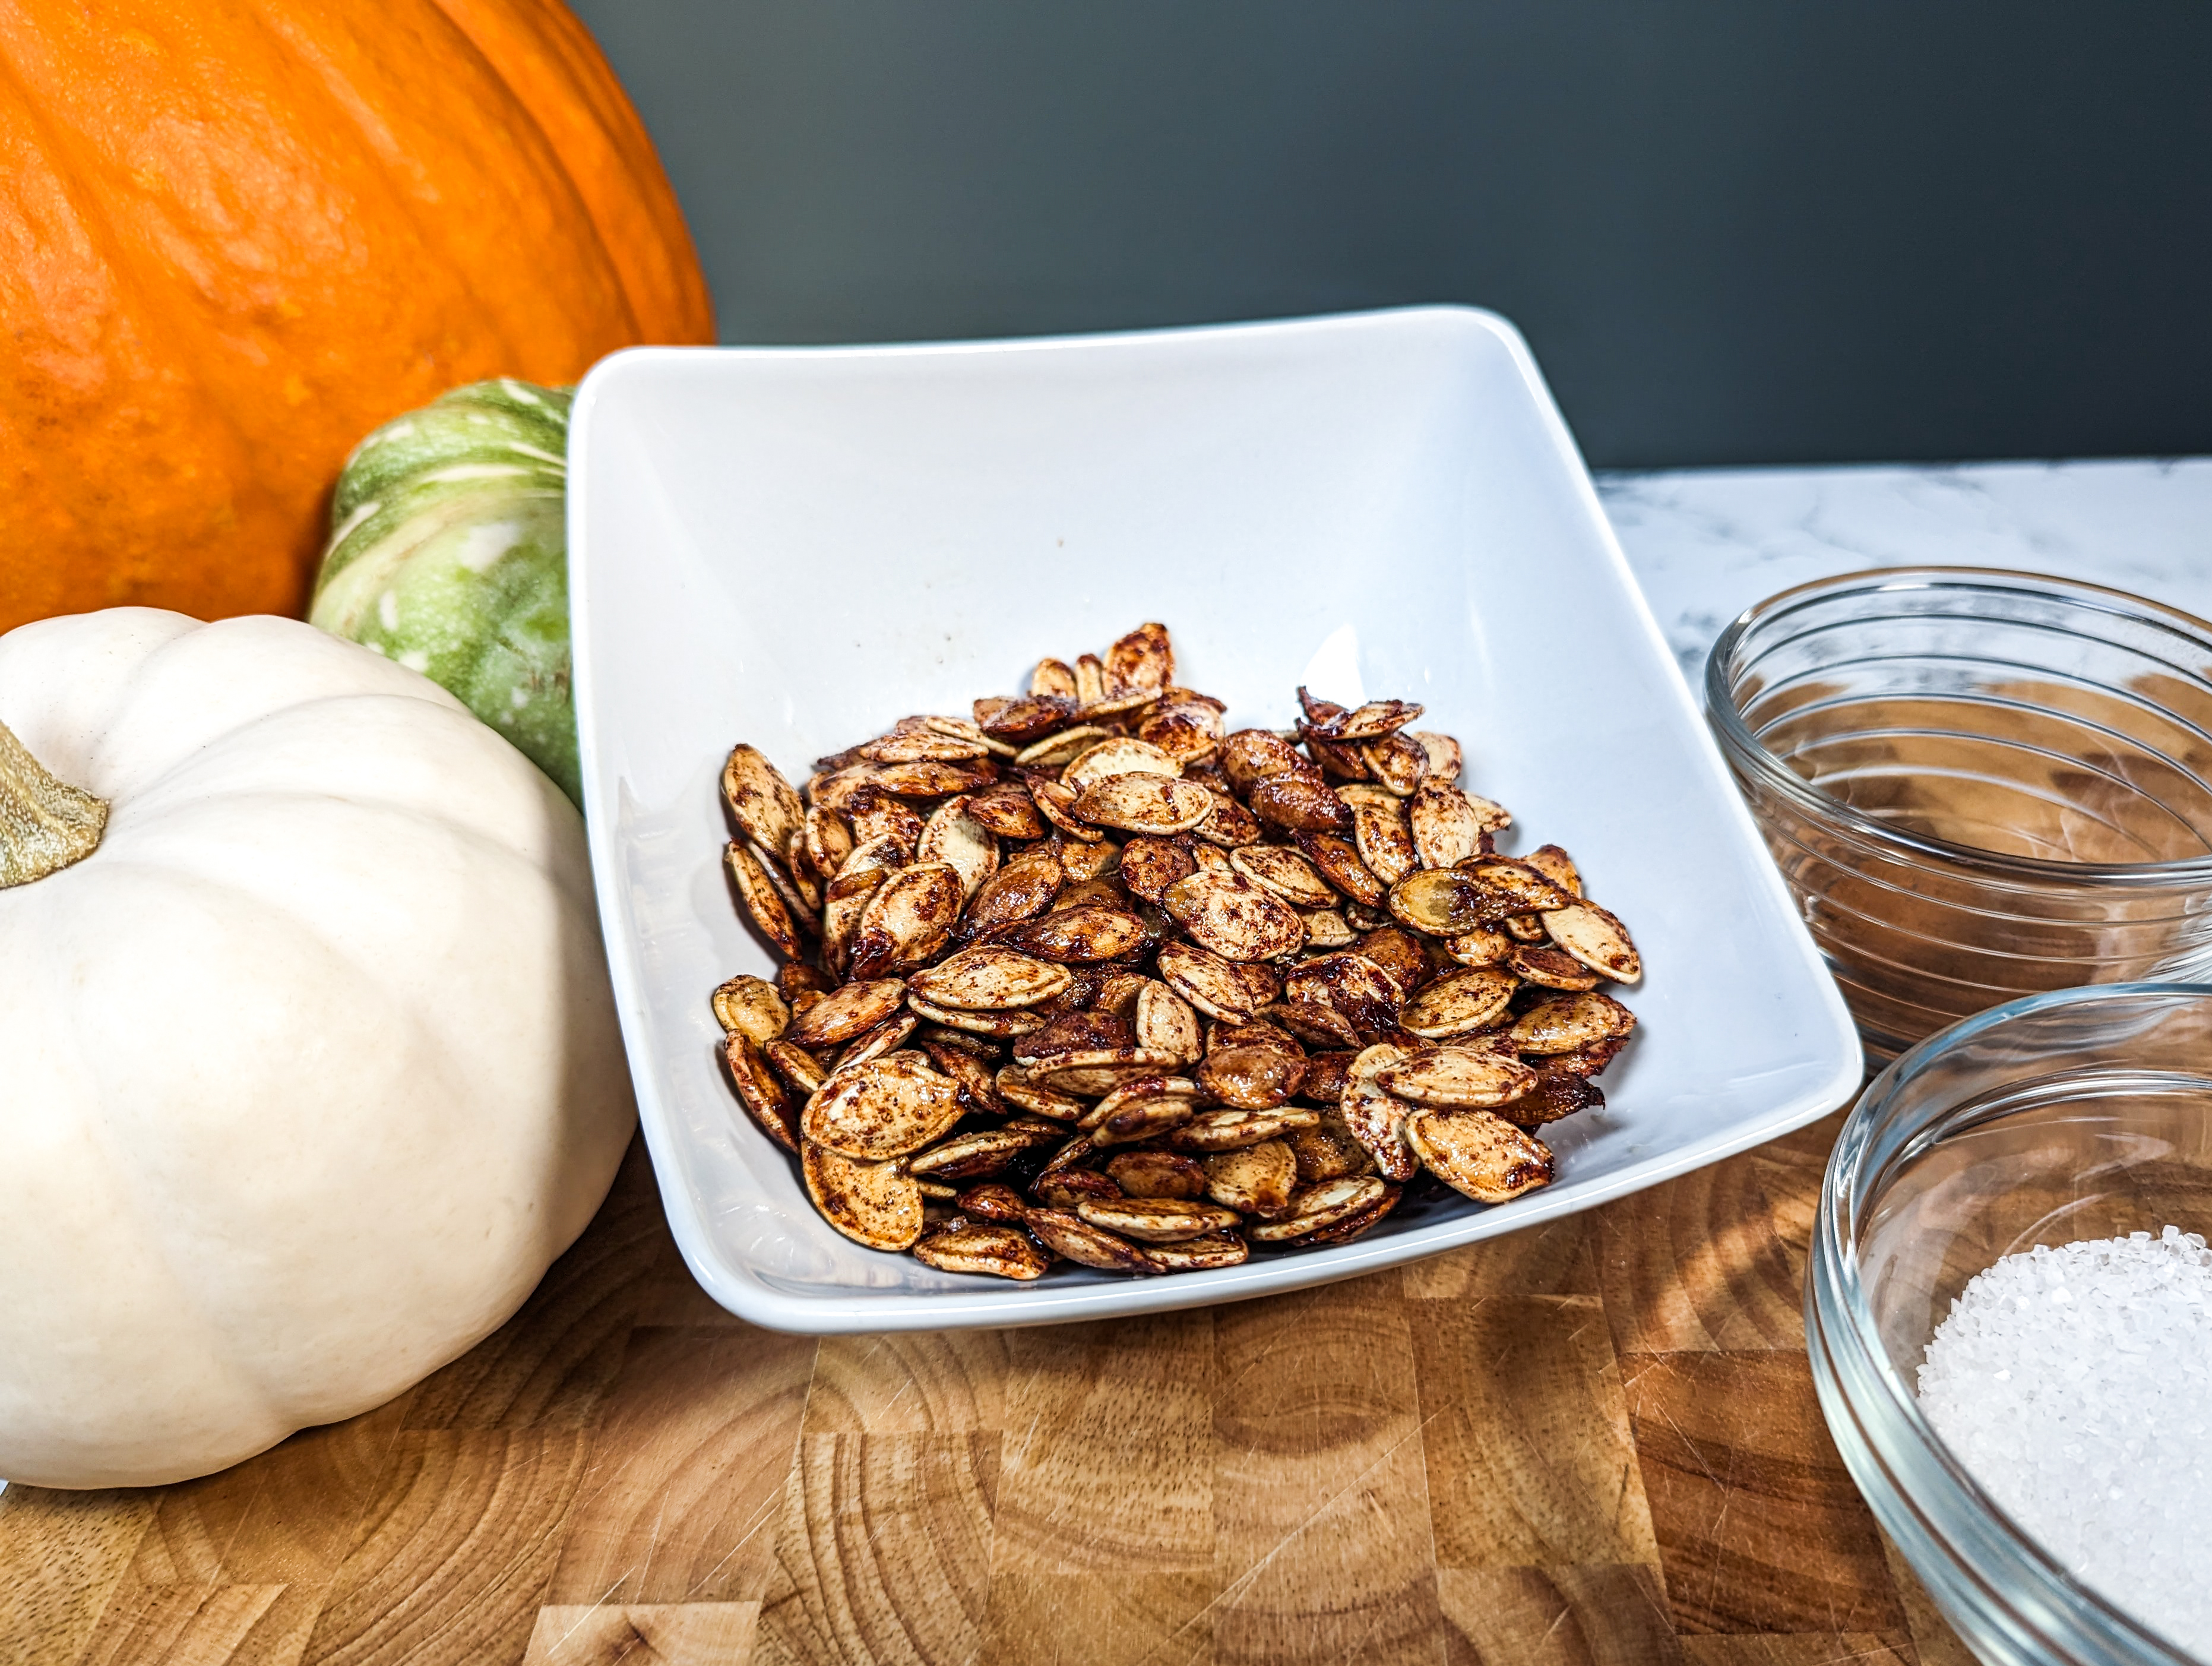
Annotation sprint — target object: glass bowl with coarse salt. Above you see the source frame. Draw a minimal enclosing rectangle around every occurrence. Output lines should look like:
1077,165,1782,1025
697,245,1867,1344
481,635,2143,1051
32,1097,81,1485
1810,982,2212,1666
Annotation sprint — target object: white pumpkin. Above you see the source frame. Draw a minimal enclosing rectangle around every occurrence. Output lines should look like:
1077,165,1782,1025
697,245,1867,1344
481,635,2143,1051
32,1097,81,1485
0,609,634,1488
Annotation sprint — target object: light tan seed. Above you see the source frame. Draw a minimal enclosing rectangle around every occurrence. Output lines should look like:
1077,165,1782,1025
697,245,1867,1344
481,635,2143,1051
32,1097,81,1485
711,975,788,1046
912,1221,1050,1279
1017,724,1116,769
748,839,821,931
1144,1232,1250,1271
1352,801,1419,887
802,1049,966,1159
1524,843,1583,897
787,977,907,1048
1193,793,1266,848
907,1121,1062,1178
1204,1140,1297,1217
764,1038,830,1097
1509,991,1637,1053
956,1182,1029,1222
917,797,1000,899
1281,953,1404,1040
1095,972,1150,1017
1081,1074,1204,1145
1543,901,1641,984
1030,777,1108,840
1360,732,1429,796
1134,979,1204,1062
1071,773,1216,834
1058,837,1123,881
1246,1175,1390,1241
995,1063,1089,1119
1163,1105,1322,1152
1157,940,1280,1020
1104,621,1175,693
1504,912,1548,943
1077,1197,1239,1243
848,861,963,978
904,992,1048,1037
725,840,806,957
1443,926,1514,968
783,829,824,911
802,804,856,886
909,945,1072,1010
724,1033,799,1153
1106,1150,1210,1199
925,713,1018,759
1023,1207,1156,1272
1293,830,1385,906
1062,736,1181,794
1191,842,1233,875
1377,1045,1538,1109
721,744,805,859
808,763,880,814
1219,728,1310,791
1074,653,1106,704
1407,781,1486,870
1508,943,1603,991
1340,1043,1417,1181
1294,1186,1404,1247
803,1142,925,1251
918,1041,1006,1115
1162,871,1305,962
860,727,991,763
1308,698,1423,741
1404,1109,1554,1203
1229,844,1338,908
964,782,1046,840
1031,658,1078,700
999,905,1150,962
1407,731,1464,782
1288,1113,1378,1184
1301,909,1356,949
1388,867,1519,936
1029,1048,1187,1098
834,1011,919,1071
1400,966,1520,1039
1461,856,1575,912
1336,783,1400,810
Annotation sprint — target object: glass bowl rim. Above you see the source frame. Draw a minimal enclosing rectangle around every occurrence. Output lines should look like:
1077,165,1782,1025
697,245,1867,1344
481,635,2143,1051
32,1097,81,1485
1704,564,2212,887
1815,979,2212,1665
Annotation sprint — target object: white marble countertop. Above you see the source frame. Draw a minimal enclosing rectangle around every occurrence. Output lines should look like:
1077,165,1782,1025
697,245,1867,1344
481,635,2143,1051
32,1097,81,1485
1597,458,2212,690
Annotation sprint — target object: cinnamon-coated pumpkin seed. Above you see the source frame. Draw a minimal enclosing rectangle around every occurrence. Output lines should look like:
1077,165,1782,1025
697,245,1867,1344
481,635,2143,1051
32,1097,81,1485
1287,1113,1377,1183
721,744,805,861
1081,1074,1204,1143
999,905,1150,963
979,694,1077,744
1503,912,1547,943
917,1041,1007,1115
1246,1175,1390,1241
1156,940,1279,1020
907,1120,1062,1178
1339,1043,1419,1181
1204,1140,1297,1217
1031,659,1079,700
1292,830,1386,906
871,758,998,797
1360,732,1429,796
1509,991,1637,1053
1031,777,1107,840
848,861,963,979
1163,1105,1321,1152
960,849,1064,940
964,782,1046,840
1352,802,1419,887
1229,844,1338,908
860,727,991,764
1300,909,1356,950
1057,836,1122,881
916,798,1000,899
1499,1067,1605,1129
807,763,880,814
913,1221,1050,1279
1119,836,1197,904
1306,697,1424,741
1106,1150,1210,1199
925,713,1017,758
1461,857,1575,912
1387,867,1518,936
1195,1025,1308,1110
1376,1045,1538,1109
1407,731,1464,781
1407,781,1485,871
993,1063,1090,1120
1134,979,1204,1061
1062,736,1181,794
1138,704,1223,767
1104,622,1175,693
1144,1232,1250,1271
1523,843,1583,897
1220,729,1310,791
1292,1186,1403,1246
1508,943,1602,991
1023,1207,1156,1272
1248,771,1356,833
1030,1048,1187,1097
764,1038,830,1097
1077,1197,1239,1243
787,977,907,1048
1266,998,1360,1049
904,992,1047,1038
1543,901,1641,984
803,1142,925,1251
1297,1050,1359,1105
1162,870,1304,962
711,975,788,1046
1399,966,1520,1039
834,1010,920,1071
1071,773,1216,834
726,840,807,958
909,945,1071,1010
956,1182,1029,1222
1017,725,1116,769
749,839,822,932
802,804,856,887
1403,1109,1554,1203
724,1033,799,1153
1193,792,1266,848
1443,926,1514,968
1281,953,1404,1041
802,1050,965,1159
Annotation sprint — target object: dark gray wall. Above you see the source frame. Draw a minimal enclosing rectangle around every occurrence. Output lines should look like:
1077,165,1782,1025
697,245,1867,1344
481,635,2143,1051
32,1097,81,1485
569,1,2212,469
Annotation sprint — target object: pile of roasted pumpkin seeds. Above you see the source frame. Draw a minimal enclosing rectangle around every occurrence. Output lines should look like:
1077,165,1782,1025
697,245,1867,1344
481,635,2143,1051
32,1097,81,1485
709,622,1641,1281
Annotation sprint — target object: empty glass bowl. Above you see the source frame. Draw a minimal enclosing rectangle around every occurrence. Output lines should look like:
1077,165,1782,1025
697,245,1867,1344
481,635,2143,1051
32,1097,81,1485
1707,568,2212,1061
1809,982,2212,1666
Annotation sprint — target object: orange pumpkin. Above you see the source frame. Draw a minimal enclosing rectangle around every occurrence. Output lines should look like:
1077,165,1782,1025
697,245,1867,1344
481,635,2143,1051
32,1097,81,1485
0,0,713,633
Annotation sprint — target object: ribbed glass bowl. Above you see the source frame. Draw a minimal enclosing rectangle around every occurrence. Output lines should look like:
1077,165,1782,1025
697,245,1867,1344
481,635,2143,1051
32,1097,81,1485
1707,568,2212,1061
1809,982,2212,1666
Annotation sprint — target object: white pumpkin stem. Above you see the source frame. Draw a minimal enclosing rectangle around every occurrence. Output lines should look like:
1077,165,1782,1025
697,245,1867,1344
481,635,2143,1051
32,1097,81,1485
0,718,108,887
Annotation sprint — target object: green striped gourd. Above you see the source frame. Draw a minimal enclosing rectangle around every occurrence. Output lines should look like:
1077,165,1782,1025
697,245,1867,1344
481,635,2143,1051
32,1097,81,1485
309,380,579,801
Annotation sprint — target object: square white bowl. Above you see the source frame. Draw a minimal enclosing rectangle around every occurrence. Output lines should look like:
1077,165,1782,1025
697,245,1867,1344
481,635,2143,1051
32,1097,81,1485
569,305,1859,1334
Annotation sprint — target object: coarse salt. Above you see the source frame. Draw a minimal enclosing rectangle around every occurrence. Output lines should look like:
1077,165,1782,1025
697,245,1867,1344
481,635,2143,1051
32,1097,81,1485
1917,1225,2212,1654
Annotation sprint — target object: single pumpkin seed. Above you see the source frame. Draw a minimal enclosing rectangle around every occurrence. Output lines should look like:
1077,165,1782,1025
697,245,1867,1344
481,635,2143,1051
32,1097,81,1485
1220,728,1310,791
1339,1043,1418,1181
1499,1067,1605,1129
917,1041,1007,1115
1163,1105,1322,1152
1031,777,1108,840
1407,781,1485,870
1106,1150,1210,1199
1400,966,1520,1039
913,1221,1050,1279
909,945,1072,1010
764,1038,830,1098
1138,704,1223,768
1296,1049,1359,1104
1031,1168,1124,1209
834,1010,920,1071
721,744,805,862
1292,830,1386,906
917,797,1001,899
1509,991,1637,1053
1443,926,1514,968
1204,1140,1297,1217
925,713,1018,759
1029,1048,1187,1097
802,804,856,888
1195,1025,1307,1110
1504,912,1548,943
1404,1109,1554,1203
1023,1207,1156,1273
1193,793,1267,848
1017,725,1116,769
725,840,807,957
1407,731,1464,781
1508,943,1602,991
803,1142,925,1251
1300,909,1356,950
1229,844,1338,908
1062,736,1181,793
1030,660,1078,701
960,849,1064,940
802,1049,966,1159
1281,953,1403,1042
1312,698,1423,741
1134,979,1204,1062
1144,1232,1250,1271
860,727,990,763
999,905,1151,963
1249,772,1356,833
1157,940,1279,1020
1523,842,1583,897
1057,836,1123,881
749,839,822,932
1293,1184,1404,1247
848,861,964,979
1160,870,1304,962
1071,773,1217,834
1546,1033,1631,1078
1119,835,1198,904
724,1033,799,1153
1360,732,1429,796
1287,1113,1378,1184
994,1063,1090,1120
1246,1175,1390,1241
1077,1197,1240,1243
1265,998,1362,1049
906,992,1047,1038
1460,856,1575,912
1352,801,1419,887
955,1182,1029,1222
711,975,788,1046
787,977,908,1048
1081,1074,1204,1144
1376,1045,1538,1109
907,1120,1063,1178
1387,867,1520,936
1542,901,1641,984
1104,621,1175,693
808,763,881,814
964,782,1047,840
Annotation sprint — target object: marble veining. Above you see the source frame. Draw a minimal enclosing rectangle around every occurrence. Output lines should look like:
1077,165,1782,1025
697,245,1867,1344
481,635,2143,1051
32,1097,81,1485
1598,457,2212,688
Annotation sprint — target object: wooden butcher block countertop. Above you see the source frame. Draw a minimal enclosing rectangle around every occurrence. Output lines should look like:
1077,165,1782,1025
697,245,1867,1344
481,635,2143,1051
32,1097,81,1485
1,1112,1974,1666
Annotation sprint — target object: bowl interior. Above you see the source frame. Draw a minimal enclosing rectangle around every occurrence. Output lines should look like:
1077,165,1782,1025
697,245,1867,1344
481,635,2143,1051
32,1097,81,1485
569,306,1860,1331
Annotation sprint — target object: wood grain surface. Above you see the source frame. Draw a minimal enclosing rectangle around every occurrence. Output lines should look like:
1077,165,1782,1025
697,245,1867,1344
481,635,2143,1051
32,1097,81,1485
0,1117,1976,1666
